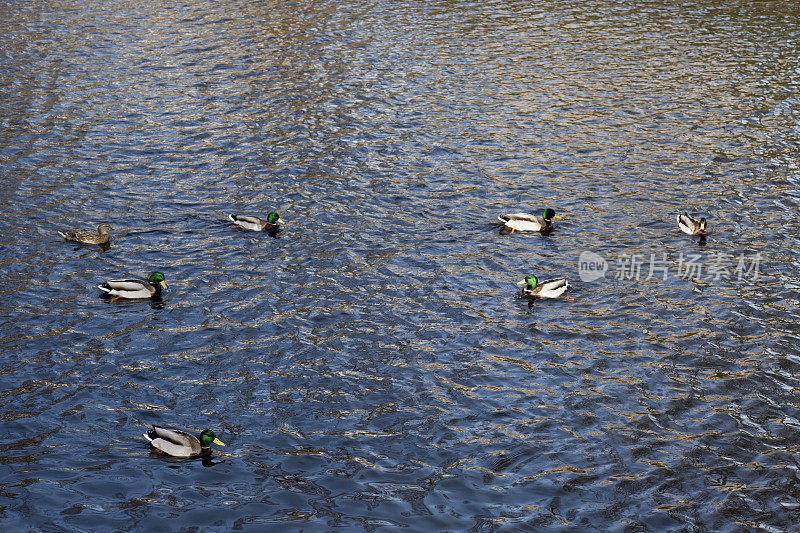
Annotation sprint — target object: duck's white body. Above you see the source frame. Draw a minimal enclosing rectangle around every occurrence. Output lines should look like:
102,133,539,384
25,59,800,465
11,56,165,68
228,214,282,231
145,426,217,458
519,278,569,299
97,278,162,299
676,213,706,235
498,213,551,232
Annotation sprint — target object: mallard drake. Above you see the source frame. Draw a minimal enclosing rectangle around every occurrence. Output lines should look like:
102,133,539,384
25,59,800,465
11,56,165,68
97,271,166,300
144,426,225,458
517,275,569,299
498,209,559,233
58,223,114,245
228,213,283,231
676,212,707,235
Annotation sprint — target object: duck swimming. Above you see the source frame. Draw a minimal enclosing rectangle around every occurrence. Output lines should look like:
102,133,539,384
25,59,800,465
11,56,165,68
228,213,283,232
676,212,707,236
58,223,114,245
517,275,570,299
97,271,166,300
144,426,224,458
498,209,559,233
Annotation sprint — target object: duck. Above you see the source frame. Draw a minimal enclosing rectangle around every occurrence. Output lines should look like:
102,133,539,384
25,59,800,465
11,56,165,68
144,426,225,458
97,271,166,300
676,212,707,235
228,213,283,231
58,223,114,245
517,275,569,299
498,208,559,233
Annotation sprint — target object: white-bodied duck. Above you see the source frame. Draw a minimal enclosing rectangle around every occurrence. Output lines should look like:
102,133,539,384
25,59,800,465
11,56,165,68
498,208,559,233
97,271,166,300
144,426,224,458
517,274,570,299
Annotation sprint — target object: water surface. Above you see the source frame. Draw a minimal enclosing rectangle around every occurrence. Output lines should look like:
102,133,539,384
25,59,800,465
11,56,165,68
2,0,800,530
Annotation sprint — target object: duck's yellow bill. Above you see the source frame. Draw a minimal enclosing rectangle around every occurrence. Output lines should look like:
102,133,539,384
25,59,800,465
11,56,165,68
160,281,168,289
277,218,285,224
554,215,561,218
517,280,528,286
213,438,225,446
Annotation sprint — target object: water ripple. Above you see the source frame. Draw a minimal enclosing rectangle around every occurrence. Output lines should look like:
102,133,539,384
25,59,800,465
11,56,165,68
3,0,800,530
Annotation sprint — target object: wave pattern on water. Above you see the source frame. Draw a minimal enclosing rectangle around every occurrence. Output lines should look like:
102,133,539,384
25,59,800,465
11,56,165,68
2,0,800,530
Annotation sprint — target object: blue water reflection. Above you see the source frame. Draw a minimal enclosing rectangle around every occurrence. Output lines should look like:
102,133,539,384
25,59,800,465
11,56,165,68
2,0,800,530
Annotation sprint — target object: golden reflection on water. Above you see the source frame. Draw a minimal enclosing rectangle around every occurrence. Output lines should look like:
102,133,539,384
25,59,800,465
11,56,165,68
3,0,800,530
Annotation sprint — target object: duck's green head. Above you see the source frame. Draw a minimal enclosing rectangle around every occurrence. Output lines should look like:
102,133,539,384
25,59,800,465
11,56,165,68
148,271,167,289
517,275,538,290
542,209,559,221
199,429,225,449
267,212,283,225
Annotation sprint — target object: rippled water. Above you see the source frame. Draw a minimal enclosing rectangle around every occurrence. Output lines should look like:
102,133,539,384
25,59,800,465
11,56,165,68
3,0,800,530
